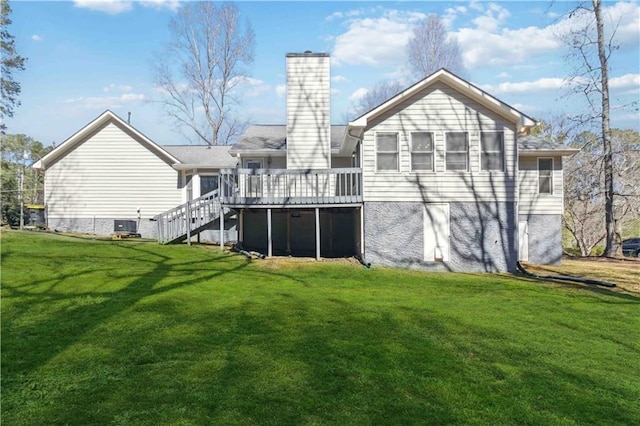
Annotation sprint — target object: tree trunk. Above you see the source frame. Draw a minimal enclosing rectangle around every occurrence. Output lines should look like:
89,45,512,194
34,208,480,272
593,0,617,256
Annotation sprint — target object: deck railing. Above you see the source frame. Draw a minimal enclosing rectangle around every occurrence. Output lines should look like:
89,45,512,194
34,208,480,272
156,190,222,244
219,167,362,206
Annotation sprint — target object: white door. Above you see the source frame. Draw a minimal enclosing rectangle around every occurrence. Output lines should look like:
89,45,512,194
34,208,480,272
424,204,450,261
518,221,529,262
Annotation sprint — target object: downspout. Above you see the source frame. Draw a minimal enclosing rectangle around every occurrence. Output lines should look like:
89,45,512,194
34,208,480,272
348,127,369,268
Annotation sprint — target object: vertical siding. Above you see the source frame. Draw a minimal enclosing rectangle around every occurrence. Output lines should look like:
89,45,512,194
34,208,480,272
362,82,518,202
45,121,183,219
518,156,564,215
286,55,331,170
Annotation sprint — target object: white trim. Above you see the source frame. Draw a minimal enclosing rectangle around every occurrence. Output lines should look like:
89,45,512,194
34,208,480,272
34,110,180,170
519,149,579,157
349,69,536,129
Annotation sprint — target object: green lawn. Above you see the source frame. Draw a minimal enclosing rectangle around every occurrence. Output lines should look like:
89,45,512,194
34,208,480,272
2,231,639,425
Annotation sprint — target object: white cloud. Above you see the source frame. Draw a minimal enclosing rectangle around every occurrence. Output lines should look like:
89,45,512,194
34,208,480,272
140,0,181,12
73,0,181,14
454,1,639,69
481,77,565,94
31,34,43,42
326,8,370,22
64,93,146,109
73,0,133,15
331,9,426,66
483,73,639,96
610,73,640,92
103,83,133,93
330,88,341,96
331,75,350,83
231,76,270,97
275,84,286,98
349,87,368,101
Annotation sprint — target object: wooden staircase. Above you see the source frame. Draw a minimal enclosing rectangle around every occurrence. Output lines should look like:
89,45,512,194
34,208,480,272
155,190,227,244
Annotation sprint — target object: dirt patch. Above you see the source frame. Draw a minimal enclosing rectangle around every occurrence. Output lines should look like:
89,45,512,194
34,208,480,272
523,257,639,295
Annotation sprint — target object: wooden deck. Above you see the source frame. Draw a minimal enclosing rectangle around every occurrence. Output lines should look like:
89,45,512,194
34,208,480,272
219,167,363,207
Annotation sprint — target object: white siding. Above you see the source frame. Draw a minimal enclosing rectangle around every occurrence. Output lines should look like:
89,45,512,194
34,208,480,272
362,82,518,202
45,122,182,220
286,54,331,170
518,156,564,215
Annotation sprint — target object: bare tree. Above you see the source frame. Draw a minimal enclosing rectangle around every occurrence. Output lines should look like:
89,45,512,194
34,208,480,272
1,0,27,133
153,2,254,145
563,0,620,255
350,80,404,119
563,129,640,256
406,14,464,78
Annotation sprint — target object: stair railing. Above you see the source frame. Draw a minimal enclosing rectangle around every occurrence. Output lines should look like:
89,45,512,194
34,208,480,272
156,189,221,244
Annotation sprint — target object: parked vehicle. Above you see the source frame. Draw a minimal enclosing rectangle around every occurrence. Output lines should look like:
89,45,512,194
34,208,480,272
622,238,640,257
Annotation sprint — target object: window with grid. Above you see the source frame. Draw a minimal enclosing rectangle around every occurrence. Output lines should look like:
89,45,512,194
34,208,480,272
538,158,553,194
445,132,469,171
200,175,219,196
376,133,399,171
411,132,434,171
480,132,504,171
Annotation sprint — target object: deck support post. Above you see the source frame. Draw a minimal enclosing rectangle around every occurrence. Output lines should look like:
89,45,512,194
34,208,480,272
267,208,273,257
286,211,291,254
329,210,333,256
315,207,320,260
219,206,224,250
239,209,244,244
360,206,365,254
186,202,191,246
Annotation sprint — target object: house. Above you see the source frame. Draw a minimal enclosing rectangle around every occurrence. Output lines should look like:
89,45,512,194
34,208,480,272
35,51,577,272
33,110,237,241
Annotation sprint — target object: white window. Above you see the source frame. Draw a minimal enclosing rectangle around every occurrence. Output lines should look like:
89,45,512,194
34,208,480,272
480,132,504,171
446,132,469,171
411,132,434,171
538,158,553,194
200,175,219,196
376,133,399,171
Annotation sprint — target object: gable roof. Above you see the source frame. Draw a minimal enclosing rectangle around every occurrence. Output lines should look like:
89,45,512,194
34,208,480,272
518,135,580,156
33,110,180,169
230,124,347,155
348,68,537,130
163,145,237,169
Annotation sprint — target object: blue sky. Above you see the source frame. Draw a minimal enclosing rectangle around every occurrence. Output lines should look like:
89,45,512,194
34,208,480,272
7,0,640,147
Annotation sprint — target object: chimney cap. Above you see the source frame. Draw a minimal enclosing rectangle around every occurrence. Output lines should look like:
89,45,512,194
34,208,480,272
286,52,329,58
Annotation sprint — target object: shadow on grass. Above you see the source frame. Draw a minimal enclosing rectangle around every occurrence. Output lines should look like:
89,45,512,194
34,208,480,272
6,280,639,424
2,233,639,424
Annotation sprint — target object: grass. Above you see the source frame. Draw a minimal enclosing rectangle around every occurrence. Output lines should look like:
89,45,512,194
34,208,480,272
2,231,639,425
525,257,640,294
